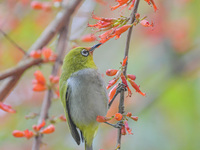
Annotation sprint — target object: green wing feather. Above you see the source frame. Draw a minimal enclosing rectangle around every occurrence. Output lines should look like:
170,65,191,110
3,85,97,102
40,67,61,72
60,81,80,145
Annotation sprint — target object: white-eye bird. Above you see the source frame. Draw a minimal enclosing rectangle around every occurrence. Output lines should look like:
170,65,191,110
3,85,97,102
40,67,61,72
59,43,108,150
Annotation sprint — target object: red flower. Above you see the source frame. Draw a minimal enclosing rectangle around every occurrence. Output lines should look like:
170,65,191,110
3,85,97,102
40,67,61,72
31,1,43,10
129,0,135,10
108,84,118,102
32,120,46,132
140,19,154,27
34,70,46,85
80,34,97,42
32,84,47,91
59,115,66,122
12,130,25,138
24,129,34,139
30,50,42,59
115,25,132,39
128,78,146,96
114,113,123,121
96,116,111,122
111,0,129,11
32,71,47,92
122,56,128,67
99,28,116,43
88,13,116,30
124,120,133,134
94,0,107,5
106,69,118,76
130,116,138,121
106,78,119,89
126,112,132,117
127,74,136,80
41,124,55,134
49,75,59,84
144,0,158,12
42,47,53,61
121,126,126,135
0,102,16,113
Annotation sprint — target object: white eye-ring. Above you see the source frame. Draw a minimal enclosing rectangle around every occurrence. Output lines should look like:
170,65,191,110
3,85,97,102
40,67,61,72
81,49,89,57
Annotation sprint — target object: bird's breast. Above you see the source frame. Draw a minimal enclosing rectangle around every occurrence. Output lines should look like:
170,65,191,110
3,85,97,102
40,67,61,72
67,68,108,126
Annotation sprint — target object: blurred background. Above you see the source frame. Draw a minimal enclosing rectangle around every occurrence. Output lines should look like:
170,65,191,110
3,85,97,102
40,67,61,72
0,0,200,150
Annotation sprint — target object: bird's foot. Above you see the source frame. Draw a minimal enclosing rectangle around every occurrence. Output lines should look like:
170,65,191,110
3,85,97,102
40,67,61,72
104,121,123,129
108,83,126,108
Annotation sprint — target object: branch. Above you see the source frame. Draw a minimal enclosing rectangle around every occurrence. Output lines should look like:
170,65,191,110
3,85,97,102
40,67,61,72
0,29,27,55
32,1,83,150
116,0,140,149
0,0,83,102
0,58,43,80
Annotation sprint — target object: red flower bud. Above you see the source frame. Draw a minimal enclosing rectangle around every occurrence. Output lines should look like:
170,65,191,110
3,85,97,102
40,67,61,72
124,120,133,135
135,13,140,19
41,124,55,134
110,0,129,11
49,75,59,84
12,130,25,138
126,112,132,117
0,102,16,113
106,78,119,89
127,74,136,80
34,71,46,85
115,25,132,39
42,47,53,61
32,84,47,92
108,84,118,102
24,129,34,139
30,50,42,59
121,126,126,135
129,0,136,10
114,113,123,121
31,1,43,10
96,116,111,122
32,120,46,131
59,115,66,122
106,69,118,76
122,56,128,67
80,34,97,42
140,20,154,27
130,116,138,121
128,78,146,96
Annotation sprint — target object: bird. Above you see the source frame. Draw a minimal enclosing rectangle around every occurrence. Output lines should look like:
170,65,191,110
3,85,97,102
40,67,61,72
59,43,108,150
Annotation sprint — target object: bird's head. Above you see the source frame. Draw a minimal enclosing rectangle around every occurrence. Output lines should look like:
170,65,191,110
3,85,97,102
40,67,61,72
62,43,102,77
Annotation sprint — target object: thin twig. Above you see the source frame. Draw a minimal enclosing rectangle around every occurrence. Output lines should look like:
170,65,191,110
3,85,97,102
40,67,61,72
32,1,83,149
0,0,83,102
116,0,141,149
0,29,27,55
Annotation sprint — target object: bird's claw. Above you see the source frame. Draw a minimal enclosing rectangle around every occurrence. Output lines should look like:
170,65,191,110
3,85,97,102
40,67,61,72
104,121,123,129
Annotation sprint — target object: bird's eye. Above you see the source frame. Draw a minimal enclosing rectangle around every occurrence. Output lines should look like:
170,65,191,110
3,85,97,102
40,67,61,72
81,49,89,57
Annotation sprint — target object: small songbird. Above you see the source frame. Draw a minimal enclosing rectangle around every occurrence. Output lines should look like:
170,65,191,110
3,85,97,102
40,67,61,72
59,43,108,150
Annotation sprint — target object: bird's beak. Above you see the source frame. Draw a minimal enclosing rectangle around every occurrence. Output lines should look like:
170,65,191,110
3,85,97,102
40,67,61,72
89,43,102,52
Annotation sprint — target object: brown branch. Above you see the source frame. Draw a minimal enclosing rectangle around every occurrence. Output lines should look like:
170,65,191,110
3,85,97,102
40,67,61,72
116,0,140,149
0,29,27,55
32,1,83,150
0,0,83,102
0,58,43,80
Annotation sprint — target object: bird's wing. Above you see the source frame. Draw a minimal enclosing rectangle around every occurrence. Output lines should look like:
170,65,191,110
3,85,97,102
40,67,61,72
60,82,80,145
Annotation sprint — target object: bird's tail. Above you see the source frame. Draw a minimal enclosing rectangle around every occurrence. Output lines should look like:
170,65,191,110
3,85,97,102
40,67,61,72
85,142,93,150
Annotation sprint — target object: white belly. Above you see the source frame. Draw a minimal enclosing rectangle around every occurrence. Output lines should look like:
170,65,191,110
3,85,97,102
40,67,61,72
67,68,108,126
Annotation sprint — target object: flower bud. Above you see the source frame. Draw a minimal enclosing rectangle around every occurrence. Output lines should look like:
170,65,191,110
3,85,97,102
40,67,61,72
106,69,118,76
12,130,25,138
114,113,123,121
41,124,55,134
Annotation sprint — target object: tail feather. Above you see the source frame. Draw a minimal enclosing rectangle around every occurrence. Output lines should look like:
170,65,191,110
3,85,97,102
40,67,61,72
85,142,93,150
